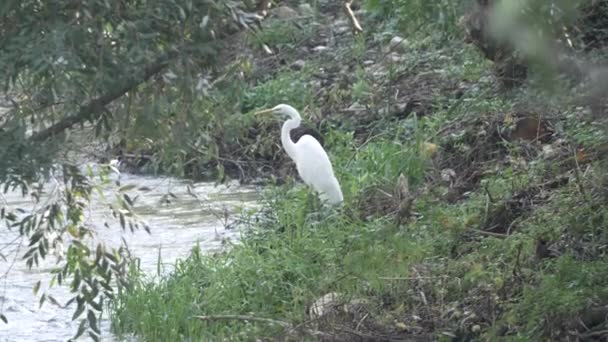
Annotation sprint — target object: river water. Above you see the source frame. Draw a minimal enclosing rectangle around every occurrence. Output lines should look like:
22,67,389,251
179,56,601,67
0,170,260,341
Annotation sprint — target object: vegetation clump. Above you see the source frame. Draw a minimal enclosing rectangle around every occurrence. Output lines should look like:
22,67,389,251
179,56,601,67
109,1,608,341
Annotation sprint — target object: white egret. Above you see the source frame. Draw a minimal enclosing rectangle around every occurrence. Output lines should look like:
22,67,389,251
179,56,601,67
255,104,344,205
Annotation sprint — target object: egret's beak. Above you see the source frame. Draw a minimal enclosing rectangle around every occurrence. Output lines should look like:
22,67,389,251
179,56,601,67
254,108,274,116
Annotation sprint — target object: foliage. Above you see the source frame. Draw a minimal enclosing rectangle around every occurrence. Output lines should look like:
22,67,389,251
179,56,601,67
250,20,308,51
0,0,263,339
520,256,608,338
364,0,468,35
111,127,432,340
244,70,313,111
2,0,608,340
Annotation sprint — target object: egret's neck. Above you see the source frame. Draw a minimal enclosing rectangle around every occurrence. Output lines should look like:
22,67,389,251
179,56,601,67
281,117,300,160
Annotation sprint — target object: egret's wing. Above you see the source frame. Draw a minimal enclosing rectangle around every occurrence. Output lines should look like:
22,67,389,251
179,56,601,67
294,135,343,204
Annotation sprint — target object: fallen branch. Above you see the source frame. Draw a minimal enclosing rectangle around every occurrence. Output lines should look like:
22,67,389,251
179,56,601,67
343,1,363,34
468,227,508,238
195,314,348,341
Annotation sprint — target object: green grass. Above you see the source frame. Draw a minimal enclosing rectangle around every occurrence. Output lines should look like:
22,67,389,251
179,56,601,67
110,5,608,341
110,129,435,339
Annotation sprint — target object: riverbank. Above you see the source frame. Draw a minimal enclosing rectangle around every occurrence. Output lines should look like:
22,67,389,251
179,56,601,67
109,2,608,341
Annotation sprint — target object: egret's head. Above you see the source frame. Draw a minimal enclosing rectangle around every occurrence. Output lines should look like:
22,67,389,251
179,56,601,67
254,104,301,121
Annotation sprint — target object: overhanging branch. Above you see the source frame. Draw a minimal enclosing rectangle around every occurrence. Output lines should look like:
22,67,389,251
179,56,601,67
28,1,270,143
29,51,176,142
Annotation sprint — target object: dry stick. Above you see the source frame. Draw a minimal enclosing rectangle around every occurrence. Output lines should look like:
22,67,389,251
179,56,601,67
468,227,508,238
355,312,369,331
343,1,363,34
571,146,589,199
379,276,449,280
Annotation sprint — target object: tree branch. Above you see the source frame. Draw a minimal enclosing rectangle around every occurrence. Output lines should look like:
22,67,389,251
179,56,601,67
28,51,176,142
27,4,270,143
195,314,348,341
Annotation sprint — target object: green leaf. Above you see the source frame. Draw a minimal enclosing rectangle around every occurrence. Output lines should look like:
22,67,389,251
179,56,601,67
87,310,100,334
47,295,62,307
74,319,87,339
0,314,7,324
72,300,85,320
89,298,103,312
123,193,133,206
33,280,41,295
39,294,46,308
118,184,136,192
28,230,42,246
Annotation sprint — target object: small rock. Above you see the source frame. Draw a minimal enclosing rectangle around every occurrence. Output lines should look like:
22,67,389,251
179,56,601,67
332,19,351,34
390,36,409,53
393,102,409,114
312,45,328,53
332,19,349,28
334,25,351,35
347,103,366,112
273,6,298,20
389,52,406,63
472,324,481,333
291,59,305,70
363,60,375,66
541,144,556,159
297,3,314,16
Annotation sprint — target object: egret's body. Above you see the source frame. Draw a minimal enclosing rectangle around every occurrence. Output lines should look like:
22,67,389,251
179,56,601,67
257,104,343,205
